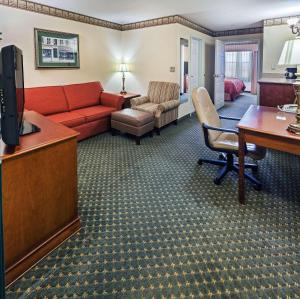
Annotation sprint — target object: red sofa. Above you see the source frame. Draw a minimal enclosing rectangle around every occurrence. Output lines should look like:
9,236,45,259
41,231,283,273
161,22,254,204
25,82,124,141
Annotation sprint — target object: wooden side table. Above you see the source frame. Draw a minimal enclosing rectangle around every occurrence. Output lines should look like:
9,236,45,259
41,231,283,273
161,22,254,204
113,92,141,108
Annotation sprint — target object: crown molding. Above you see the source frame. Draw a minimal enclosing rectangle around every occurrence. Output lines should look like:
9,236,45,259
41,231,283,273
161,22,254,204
0,0,263,37
264,15,300,27
214,27,263,37
122,15,214,36
0,0,122,30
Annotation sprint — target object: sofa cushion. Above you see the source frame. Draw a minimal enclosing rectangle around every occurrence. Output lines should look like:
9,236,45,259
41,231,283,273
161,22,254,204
75,105,116,123
47,111,86,128
25,86,69,116
64,82,104,111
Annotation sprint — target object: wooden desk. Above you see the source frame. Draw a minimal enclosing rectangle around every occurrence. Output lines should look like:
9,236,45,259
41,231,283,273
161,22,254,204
0,111,80,285
237,105,300,204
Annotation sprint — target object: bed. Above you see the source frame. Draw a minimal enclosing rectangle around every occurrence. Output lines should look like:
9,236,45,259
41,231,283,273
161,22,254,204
224,78,246,101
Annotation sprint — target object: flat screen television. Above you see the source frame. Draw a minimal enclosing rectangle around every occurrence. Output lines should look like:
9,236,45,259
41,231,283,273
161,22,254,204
0,45,39,147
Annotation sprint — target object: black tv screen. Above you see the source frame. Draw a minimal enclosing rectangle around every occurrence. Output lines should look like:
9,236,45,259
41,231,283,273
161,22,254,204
0,45,25,146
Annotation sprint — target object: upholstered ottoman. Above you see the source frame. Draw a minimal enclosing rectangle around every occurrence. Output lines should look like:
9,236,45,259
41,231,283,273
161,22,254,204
111,108,154,145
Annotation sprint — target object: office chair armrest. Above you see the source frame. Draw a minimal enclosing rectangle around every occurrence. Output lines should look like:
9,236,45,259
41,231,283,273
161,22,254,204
219,115,241,121
203,123,239,135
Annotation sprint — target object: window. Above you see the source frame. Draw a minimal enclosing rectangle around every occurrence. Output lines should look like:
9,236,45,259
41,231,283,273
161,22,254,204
225,51,252,82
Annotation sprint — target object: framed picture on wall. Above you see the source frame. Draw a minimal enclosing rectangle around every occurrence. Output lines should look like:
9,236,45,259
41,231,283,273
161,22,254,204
34,28,80,68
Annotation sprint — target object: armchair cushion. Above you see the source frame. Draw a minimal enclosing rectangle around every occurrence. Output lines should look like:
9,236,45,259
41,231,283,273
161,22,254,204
157,100,180,117
134,103,159,115
131,96,150,107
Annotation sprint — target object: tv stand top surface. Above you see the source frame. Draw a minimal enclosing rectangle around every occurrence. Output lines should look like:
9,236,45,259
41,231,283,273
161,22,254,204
0,111,78,160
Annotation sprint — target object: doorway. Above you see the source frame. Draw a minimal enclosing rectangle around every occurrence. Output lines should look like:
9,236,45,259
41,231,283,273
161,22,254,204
190,37,203,94
180,38,189,104
224,41,259,97
221,41,259,115
179,37,203,116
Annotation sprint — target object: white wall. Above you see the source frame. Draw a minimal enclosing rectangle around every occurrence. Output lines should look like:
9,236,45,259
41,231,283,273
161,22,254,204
263,25,295,75
0,5,122,90
121,23,215,118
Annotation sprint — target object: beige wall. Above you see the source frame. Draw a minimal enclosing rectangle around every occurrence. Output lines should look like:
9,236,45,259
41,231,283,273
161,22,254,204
0,5,122,90
122,23,215,117
263,25,295,75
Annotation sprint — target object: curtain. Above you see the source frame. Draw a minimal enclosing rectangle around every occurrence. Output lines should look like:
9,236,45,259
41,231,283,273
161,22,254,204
225,51,252,82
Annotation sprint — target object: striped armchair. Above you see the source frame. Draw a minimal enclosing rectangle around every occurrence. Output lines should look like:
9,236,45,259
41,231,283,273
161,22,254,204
131,81,180,134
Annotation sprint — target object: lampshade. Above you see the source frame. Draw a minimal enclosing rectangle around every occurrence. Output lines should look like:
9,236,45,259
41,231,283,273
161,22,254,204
278,39,300,66
119,63,129,72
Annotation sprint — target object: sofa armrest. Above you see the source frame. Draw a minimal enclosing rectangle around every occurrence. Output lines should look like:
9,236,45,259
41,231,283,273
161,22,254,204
155,99,180,118
131,96,150,107
100,92,124,110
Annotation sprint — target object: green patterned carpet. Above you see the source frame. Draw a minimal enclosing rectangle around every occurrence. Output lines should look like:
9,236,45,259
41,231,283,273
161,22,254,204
6,112,300,298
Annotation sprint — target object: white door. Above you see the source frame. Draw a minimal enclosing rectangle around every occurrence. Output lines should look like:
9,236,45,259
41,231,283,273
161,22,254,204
214,40,225,110
190,37,202,93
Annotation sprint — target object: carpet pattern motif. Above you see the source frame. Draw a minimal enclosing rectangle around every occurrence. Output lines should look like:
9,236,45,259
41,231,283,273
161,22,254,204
6,113,300,298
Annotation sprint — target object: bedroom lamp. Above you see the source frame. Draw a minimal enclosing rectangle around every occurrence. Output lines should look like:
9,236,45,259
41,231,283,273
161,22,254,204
119,63,129,94
278,38,300,134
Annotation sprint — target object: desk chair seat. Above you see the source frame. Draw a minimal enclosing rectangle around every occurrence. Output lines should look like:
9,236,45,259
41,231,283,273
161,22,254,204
192,87,266,188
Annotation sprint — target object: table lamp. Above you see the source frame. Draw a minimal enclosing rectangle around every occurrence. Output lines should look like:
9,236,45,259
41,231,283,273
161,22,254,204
119,63,129,94
278,38,300,134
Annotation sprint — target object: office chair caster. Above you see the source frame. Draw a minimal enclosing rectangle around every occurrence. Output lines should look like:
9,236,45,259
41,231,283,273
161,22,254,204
253,183,262,191
218,153,226,160
251,165,258,173
214,178,221,185
198,159,203,165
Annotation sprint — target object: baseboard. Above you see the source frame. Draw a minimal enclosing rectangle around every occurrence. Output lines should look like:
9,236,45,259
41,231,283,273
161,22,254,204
5,217,81,287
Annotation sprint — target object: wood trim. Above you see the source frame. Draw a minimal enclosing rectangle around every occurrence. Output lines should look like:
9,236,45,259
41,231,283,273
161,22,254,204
243,130,300,156
5,218,81,286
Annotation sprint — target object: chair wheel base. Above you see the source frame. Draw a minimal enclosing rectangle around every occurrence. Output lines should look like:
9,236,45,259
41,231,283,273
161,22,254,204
214,178,221,185
218,154,226,161
198,159,203,165
253,184,262,191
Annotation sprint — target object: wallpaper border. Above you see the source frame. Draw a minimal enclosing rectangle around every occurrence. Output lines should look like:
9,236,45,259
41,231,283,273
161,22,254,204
0,0,122,30
264,15,300,27
0,0,263,37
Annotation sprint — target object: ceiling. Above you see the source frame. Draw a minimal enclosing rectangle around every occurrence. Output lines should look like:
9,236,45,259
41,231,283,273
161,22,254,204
32,0,300,31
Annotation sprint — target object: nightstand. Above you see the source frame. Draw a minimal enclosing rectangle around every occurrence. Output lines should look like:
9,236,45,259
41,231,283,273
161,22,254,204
114,92,141,108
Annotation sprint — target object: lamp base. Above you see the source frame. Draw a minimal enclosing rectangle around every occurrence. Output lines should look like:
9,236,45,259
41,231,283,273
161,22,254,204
120,91,127,95
288,122,300,134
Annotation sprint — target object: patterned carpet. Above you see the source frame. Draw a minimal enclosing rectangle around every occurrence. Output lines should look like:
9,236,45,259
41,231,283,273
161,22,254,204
6,99,300,298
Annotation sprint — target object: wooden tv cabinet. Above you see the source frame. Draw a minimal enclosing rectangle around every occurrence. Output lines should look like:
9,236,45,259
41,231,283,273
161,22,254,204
258,77,296,107
0,111,81,286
